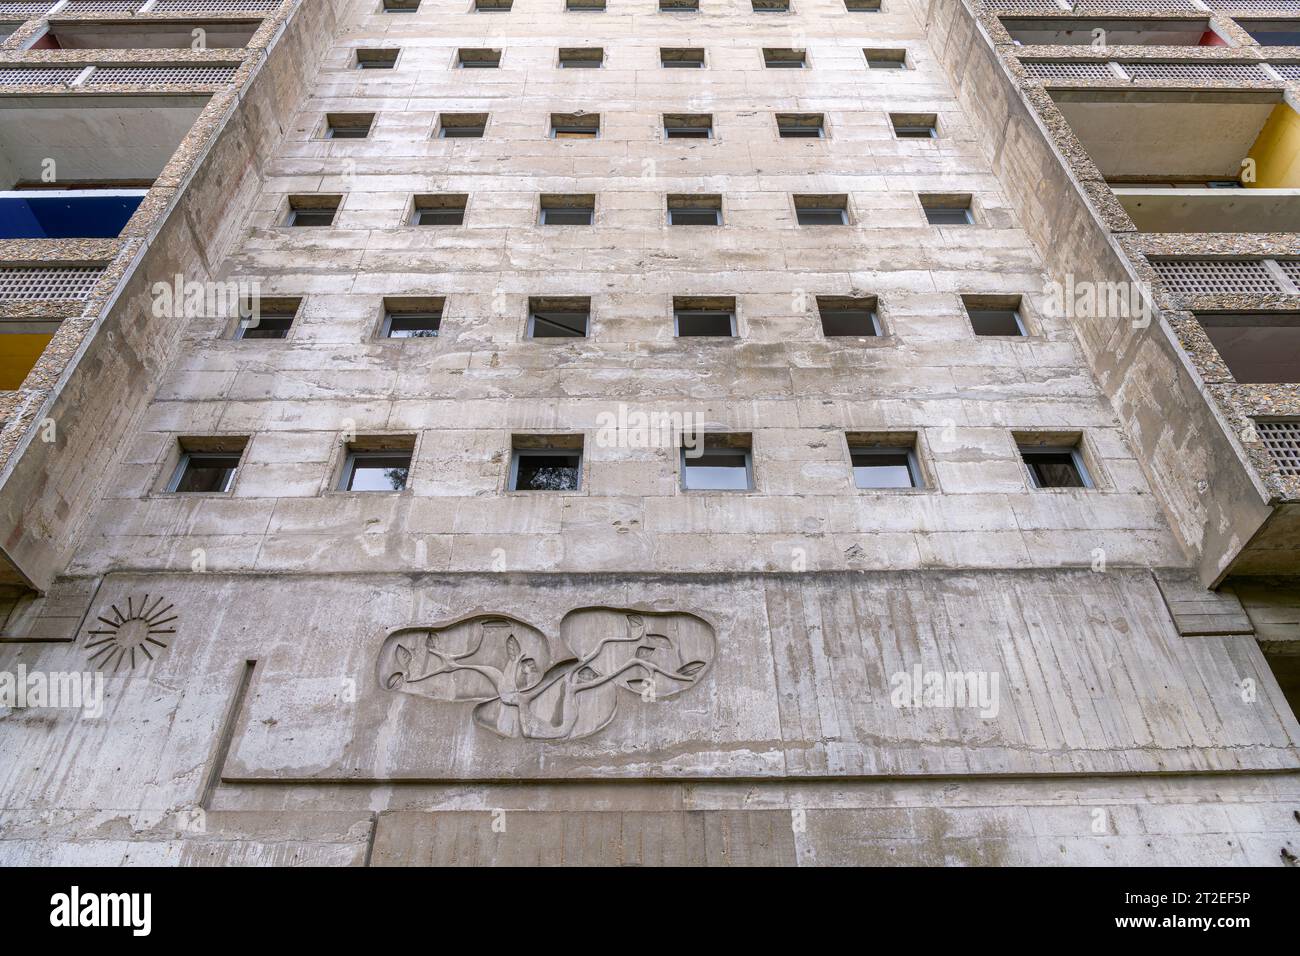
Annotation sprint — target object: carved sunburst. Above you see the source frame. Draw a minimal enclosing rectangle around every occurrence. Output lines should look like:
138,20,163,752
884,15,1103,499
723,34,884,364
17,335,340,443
85,595,178,672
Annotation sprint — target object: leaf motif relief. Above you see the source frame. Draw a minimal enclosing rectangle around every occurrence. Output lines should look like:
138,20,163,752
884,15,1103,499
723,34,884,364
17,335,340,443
378,609,715,740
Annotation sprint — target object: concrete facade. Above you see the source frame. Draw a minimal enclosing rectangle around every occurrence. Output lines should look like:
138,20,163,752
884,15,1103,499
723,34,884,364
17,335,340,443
0,0,1298,866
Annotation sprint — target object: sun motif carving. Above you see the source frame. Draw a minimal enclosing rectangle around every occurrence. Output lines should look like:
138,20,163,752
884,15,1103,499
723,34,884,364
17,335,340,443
85,595,178,672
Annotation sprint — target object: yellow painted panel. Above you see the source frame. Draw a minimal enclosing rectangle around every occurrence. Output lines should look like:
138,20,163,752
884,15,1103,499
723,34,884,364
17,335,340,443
0,334,53,390
1247,103,1300,188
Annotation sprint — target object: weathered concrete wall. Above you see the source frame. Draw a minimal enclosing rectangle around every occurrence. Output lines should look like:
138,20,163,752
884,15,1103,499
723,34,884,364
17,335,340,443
0,0,349,592
63,0,1185,580
922,0,1279,587
1,569,1297,865
2,0,1299,867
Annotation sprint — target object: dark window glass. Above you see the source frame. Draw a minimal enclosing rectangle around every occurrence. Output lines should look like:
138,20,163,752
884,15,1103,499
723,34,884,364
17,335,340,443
531,310,589,337
676,311,734,336
172,454,239,493
968,308,1024,336
513,452,581,490
1022,450,1088,489
237,316,293,339
924,206,972,225
821,309,878,337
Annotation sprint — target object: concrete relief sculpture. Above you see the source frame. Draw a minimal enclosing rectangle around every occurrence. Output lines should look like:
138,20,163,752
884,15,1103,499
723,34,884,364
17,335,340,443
377,608,715,740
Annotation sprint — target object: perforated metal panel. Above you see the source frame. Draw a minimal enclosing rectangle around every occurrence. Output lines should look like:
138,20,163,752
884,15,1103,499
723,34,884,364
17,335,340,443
0,1,59,14
1124,62,1271,81
87,65,239,85
0,267,105,301
1201,0,1300,10
1271,63,1300,80
1073,0,1200,9
149,0,282,10
1150,259,1283,295
1274,259,1300,286
0,68,81,86
1255,420,1300,476
1022,61,1115,80
985,0,1066,10
59,0,143,11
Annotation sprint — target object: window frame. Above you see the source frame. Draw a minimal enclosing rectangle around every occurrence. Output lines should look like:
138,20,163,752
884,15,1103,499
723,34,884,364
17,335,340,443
849,444,923,490
1020,445,1094,490
166,450,242,494
680,444,754,492
509,446,584,492
338,448,413,493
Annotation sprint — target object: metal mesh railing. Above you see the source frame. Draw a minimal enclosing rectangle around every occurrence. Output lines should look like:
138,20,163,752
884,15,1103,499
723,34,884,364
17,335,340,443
0,67,82,85
1200,0,1300,10
1022,61,1115,80
0,266,105,301
148,0,283,10
1149,259,1284,295
86,65,238,84
1255,420,1300,476
1123,62,1272,81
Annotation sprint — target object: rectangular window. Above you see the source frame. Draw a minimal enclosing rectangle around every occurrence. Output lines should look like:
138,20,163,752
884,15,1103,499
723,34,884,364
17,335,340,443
818,296,880,337
1018,439,1092,489
528,297,590,338
343,450,413,494
848,435,922,489
541,194,596,225
1197,314,1300,384
381,297,443,338
566,0,607,8
510,436,583,491
458,48,501,68
891,113,937,138
167,441,247,493
285,195,340,227
865,48,907,69
922,195,973,225
664,113,713,139
845,0,881,8
325,113,374,139
559,47,603,68
964,295,1027,337
660,0,699,10
236,298,299,340
383,0,420,9
236,314,293,340
776,112,824,138
411,194,468,225
551,113,600,138
668,194,722,225
661,47,705,68
437,113,488,138
675,296,736,336
682,437,753,491
753,0,790,9
794,194,848,225
763,48,806,68
474,0,512,9
356,49,399,69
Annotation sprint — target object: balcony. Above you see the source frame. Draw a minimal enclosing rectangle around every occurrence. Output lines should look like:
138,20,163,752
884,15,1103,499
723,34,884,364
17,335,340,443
1052,88,1300,232
34,19,261,50
1001,16,1221,46
0,188,145,238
